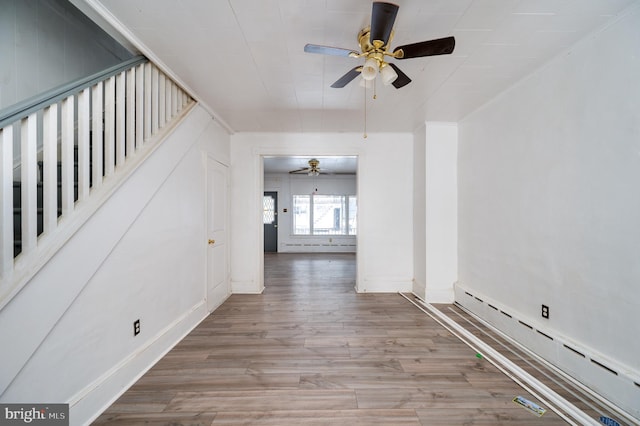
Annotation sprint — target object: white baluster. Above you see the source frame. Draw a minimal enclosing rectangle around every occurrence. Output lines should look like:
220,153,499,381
104,76,115,177
159,72,166,129
171,81,178,118
136,63,144,149
61,95,75,215
20,113,38,255
92,82,104,189
151,65,159,135
165,77,172,121
77,88,90,201
126,67,136,159
175,88,182,113
0,126,14,279
43,103,59,234
116,71,126,168
144,63,152,141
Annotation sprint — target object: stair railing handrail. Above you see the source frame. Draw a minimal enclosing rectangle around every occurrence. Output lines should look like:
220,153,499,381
0,56,148,130
1,54,194,305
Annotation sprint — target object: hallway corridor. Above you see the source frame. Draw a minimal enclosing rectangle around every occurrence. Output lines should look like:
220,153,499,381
95,253,567,425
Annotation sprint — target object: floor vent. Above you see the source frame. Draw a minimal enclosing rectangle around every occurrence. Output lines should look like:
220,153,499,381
488,304,498,311
474,296,484,302
590,359,618,376
500,310,512,318
563,344,586,358
465,291,474,297
536,330,553,341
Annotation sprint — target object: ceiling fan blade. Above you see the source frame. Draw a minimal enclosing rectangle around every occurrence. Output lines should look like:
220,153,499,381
304,44,359,58
388,63,411,88
330,66,362,88
393,36,456,59
289,167,310,174
370,2,399,48
325,172,356,176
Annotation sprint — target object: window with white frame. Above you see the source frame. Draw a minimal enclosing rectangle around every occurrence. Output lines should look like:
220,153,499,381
292,195,311,234
293,194,357,235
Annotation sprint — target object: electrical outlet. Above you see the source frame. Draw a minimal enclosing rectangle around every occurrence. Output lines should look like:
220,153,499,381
541,305,549,319
133,319,141,336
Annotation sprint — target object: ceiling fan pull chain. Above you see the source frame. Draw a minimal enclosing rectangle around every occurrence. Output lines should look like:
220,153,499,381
373,78,377,100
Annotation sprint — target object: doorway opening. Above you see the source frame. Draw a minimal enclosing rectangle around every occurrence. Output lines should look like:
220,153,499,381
262,155,358,290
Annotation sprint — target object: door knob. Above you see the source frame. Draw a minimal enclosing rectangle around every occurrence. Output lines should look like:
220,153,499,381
208,239,215,245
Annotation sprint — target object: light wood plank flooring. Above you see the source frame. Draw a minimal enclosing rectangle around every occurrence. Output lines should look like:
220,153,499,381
95,253,568,425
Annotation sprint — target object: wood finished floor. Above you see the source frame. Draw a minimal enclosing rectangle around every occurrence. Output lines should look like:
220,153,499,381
95,253,568,425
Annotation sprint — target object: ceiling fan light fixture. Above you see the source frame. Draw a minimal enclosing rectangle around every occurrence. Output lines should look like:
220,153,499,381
380,63,398,85
361,57,379,81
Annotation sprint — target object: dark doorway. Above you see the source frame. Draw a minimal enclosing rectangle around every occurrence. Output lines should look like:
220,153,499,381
263,191,278,252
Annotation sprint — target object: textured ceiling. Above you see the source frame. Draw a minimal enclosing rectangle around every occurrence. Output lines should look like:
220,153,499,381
83,0,637,133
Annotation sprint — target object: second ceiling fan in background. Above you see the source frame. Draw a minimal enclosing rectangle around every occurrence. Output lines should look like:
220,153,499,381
304,1,455,89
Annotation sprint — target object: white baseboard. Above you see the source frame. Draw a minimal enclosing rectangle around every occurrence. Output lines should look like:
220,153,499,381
454,283,640,424
412,278,426,301
231,280,263,294
360,277,413,293
72,301,208,425
424,287,454,304
207,283,231,312
279,244,356,253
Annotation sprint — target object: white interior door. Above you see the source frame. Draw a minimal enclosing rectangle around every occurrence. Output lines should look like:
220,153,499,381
207,156,229,312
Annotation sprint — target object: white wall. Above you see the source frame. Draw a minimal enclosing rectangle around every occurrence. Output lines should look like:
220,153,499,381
426,123,458,302
264,173,357,253
0,0,132,111
412,124,427,300
0,105,230,425
231,132,413,294
413,123,458,303
458,5,640,418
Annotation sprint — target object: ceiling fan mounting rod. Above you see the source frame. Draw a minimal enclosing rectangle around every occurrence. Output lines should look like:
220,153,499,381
358,27,393,55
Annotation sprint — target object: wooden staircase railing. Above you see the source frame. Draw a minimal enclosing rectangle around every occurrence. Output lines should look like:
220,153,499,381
0,56,193,302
